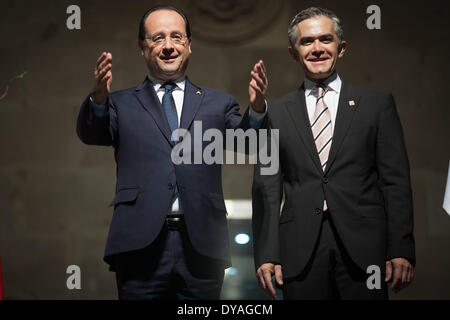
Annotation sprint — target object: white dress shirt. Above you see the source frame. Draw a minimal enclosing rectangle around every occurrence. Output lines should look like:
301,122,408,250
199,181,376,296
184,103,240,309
304,73,342,134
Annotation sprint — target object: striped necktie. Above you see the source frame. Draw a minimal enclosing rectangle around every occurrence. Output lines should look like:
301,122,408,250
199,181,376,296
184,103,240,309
311,85,332,211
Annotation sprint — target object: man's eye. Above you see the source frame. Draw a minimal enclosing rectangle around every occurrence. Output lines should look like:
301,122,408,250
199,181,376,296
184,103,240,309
171,34,183,42
321,37,334,43
153,36,164,42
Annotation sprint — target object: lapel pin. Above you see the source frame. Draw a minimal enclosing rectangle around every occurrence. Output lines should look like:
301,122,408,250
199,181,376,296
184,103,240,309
196,90,201,95
349,100,355,107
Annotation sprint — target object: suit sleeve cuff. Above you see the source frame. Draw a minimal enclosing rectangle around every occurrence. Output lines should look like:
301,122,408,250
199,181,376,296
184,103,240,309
248,100,268,129
89,97,108,118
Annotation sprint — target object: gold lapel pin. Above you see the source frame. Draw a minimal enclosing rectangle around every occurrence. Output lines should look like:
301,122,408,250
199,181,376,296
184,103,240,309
196,90,201,95
349,100,355,107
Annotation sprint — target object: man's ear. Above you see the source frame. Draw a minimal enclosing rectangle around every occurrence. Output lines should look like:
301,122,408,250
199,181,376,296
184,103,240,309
288,46,300,62
338,40,347,58
138,40,144,56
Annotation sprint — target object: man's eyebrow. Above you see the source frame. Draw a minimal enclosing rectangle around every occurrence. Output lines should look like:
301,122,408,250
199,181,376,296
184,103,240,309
300,34,334,42
320,34,334,40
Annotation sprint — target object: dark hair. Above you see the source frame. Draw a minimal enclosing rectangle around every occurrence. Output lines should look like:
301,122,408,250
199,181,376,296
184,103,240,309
138,5,191,41
288,7,344,48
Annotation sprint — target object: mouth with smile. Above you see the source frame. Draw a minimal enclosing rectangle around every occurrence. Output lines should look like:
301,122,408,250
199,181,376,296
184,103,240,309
308,57,329,64
160,55,179,63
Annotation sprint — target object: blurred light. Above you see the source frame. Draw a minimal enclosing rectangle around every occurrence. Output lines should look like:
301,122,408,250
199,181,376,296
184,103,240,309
224,199,286,220
234,233,250,245
224,199,252,220
225,267,238,276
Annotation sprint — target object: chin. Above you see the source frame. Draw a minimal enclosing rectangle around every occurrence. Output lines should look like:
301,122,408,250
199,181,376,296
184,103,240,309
162,68,178,74
309,69,332,78
159,65,180,75
162,70,182,80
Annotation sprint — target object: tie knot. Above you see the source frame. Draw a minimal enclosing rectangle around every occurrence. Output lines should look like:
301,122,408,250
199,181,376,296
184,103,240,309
315,85,328,97
163,82,177,92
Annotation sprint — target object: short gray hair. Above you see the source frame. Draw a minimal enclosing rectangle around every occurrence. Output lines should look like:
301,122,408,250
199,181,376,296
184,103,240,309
288,7,344,48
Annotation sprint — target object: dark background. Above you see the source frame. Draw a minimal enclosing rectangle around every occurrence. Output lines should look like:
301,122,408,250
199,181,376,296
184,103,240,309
0,0,449,299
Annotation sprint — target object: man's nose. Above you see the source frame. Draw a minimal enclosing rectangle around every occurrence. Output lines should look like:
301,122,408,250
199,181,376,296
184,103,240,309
162,38,175,51
312,40,324,54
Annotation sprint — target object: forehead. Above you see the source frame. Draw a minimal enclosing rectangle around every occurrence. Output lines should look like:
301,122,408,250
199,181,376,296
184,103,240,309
145,9,186,34
297,15,336,37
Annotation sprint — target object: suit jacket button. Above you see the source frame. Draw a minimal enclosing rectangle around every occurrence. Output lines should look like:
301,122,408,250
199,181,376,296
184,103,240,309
168,184,174,190
323,178,329,184
315,208,322,215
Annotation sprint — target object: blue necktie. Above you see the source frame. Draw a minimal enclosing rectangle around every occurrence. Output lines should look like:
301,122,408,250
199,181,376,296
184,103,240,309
162,83,180,212
162,83,179,135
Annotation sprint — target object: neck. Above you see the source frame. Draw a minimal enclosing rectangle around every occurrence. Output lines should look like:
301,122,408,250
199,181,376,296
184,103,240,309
148,74,186,85
306,71,337,85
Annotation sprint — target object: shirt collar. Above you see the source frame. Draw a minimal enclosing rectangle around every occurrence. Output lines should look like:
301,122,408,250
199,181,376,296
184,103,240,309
147,75,186,92
305,73,341,97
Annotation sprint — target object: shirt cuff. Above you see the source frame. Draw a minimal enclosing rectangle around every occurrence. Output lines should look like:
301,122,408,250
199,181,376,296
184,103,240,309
248,100,268,129
89,97,108,118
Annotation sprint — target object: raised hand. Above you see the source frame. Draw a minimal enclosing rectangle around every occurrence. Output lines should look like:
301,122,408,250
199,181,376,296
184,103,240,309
249,60,268,113
91,52,113,105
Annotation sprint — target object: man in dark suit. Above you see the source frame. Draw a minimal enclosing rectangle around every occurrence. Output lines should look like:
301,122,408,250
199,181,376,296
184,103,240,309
252,7,415,300
77,5,268,299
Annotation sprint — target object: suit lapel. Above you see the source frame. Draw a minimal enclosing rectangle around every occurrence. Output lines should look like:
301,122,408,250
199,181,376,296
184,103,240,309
324,82,359,175
285,85,324,174
135,77,174,146
179,77,204,131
